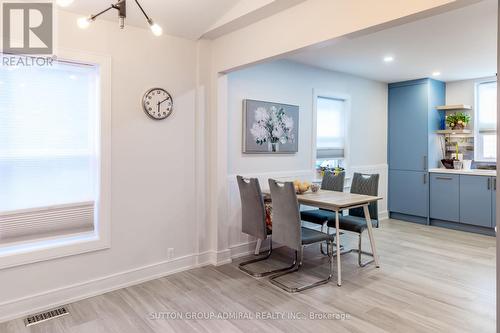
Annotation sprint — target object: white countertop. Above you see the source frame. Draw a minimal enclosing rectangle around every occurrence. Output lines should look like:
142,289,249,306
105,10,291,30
429,168,496,177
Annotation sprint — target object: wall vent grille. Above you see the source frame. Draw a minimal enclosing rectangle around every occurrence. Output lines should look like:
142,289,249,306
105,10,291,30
24,307,69,327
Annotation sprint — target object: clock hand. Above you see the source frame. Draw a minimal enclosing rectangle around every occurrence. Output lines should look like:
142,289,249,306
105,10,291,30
158,97,170,106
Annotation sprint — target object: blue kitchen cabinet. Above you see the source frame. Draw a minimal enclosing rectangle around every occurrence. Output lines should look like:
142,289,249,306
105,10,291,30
388,82,429,171
430,173,459,222
459,175,492,228
389,170,428,218
492,177,496,228
388,79,445,222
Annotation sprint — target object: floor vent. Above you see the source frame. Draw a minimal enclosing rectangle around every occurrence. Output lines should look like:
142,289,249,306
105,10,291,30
24,307,69,327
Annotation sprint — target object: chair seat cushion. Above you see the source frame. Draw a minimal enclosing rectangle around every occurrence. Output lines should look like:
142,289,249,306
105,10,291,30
300,209,335,225
301,227,335,245
327,215,378,233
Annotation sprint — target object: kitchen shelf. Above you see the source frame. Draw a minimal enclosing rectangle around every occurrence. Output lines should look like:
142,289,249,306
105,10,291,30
436,129,473,135
436,104,472,111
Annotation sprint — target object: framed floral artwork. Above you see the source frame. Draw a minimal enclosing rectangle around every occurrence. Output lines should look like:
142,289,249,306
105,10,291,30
242,99,299,154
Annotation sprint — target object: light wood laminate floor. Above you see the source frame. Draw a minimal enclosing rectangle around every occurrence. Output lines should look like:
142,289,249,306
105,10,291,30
1,219,496,333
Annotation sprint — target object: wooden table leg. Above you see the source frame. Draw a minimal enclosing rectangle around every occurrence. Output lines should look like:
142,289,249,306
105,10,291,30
363,204,380,268
335,210,341,286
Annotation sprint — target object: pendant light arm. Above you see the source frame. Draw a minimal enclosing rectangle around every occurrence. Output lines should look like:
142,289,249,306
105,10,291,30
134,0,152,24
89,6,114,20
90,0,125,20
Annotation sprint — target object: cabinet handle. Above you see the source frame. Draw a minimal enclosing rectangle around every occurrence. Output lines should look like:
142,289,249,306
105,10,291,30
436,177,453,180
423,156,427,171
487,178,491,190
494,178,497,191
423,174,427,184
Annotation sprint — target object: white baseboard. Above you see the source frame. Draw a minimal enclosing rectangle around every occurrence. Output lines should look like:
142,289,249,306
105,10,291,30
0,242,266,323
0,251,216,323
379,210,389,221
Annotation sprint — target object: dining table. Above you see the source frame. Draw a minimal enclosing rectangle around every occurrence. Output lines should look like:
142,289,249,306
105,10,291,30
262,188,382,286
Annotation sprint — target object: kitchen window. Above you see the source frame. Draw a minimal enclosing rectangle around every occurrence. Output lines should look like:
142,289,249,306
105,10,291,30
0,51,111,269
475,80,497,162
314,95,348,169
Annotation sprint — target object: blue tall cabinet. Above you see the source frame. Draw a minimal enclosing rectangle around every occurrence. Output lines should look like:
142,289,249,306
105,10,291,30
388,79,445,222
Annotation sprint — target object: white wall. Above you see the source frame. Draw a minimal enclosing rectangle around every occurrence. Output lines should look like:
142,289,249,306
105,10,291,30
226,60,388,248
0,10,200,321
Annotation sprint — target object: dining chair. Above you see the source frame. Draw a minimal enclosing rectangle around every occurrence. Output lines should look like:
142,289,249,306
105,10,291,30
267,179,335,293
300,171,345,254
236,176,295,277
327,173,380,267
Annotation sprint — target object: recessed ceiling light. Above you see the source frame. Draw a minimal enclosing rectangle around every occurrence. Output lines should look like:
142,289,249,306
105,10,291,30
383,56,394,63
432,71,441,76
57,0,74,7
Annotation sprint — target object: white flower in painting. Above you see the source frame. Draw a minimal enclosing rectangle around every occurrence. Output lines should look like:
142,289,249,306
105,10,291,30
283,115,294,130
270,107,279,122
272,127,284,139
249,104,295,149
254,107,269,122
250,123,268,142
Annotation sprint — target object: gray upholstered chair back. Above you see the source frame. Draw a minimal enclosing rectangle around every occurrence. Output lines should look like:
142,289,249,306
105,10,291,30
237,176,267,240
268,179,301,251
349,173,379,220
321,171,345,192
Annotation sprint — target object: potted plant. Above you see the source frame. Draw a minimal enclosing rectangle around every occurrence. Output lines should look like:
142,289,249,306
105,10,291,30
445,112,471,130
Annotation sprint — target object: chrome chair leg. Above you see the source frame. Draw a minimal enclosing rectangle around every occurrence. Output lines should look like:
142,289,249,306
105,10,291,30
321,226,343,255
319,222,329,255
238,238,297,277
269,242,334,293
339,231,374,267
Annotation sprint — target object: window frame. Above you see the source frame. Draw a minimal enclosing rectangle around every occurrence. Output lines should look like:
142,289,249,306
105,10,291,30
0,49,112,270
311,89,350,171
474,78,497,163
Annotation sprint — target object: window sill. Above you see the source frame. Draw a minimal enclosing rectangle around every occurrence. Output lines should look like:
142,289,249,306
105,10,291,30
0,231,110,270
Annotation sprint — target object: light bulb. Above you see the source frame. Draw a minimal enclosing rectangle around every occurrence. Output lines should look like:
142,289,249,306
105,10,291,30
150,22,163,36
383,56,394,63
57,0,74,7
77,16,92,29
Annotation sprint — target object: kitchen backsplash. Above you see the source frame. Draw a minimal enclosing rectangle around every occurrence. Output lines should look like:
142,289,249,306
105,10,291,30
440,135,496,168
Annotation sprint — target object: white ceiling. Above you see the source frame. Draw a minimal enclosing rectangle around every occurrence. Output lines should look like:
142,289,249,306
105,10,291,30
62,0,237,39
60,0,304,40
286,0,497,83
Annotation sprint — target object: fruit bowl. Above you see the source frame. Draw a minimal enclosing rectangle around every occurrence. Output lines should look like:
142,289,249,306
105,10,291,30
293,180,311,194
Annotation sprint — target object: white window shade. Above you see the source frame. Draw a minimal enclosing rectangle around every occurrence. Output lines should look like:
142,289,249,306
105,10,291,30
0,61,99,244
477,81,497,133
475,81,497,161
316,96,345,159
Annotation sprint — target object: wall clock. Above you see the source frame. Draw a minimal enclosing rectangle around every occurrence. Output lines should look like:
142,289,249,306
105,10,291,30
142,88,173,120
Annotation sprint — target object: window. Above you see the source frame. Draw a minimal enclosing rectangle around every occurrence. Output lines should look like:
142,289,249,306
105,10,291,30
475,80,497,162
315,96,347,169
0,60,100,248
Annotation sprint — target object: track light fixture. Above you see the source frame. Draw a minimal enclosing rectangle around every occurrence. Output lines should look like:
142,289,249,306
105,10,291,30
77,0,162,36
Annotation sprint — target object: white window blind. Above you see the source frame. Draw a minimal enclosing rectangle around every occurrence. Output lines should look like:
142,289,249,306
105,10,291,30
0,61,99,244
316,96,345,159
475,80,497,161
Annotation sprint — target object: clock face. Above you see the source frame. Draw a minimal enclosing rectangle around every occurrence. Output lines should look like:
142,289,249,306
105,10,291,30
142,88,173,120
